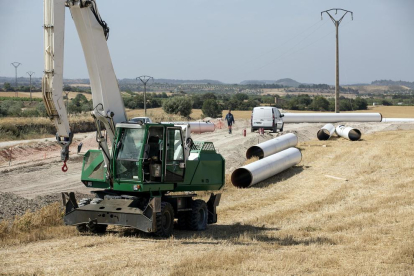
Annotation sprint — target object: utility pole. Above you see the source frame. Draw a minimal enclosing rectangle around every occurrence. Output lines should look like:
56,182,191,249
321,9,353,113
27,71,35,102
137,76,153,116
11,62,22,97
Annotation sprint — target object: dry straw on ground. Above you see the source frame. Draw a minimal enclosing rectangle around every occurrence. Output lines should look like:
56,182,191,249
0,203,77,247
1,129,413,274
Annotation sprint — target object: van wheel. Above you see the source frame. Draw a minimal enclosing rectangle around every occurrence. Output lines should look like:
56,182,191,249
251,127,255,133
273,125,277,133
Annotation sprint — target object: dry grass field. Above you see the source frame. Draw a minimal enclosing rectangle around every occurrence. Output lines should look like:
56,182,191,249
0,91,92,100
1,129,413,275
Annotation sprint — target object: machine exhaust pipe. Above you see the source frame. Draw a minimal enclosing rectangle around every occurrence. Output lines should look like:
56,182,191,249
232,147,302,188
335,125,361,141
317,124,335,140
246,133,298,159
282,113,382,123
162,122,215,133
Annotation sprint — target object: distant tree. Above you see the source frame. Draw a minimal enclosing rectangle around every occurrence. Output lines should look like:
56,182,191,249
233,93,248,101
202,92,217,101
191,95,203,109
63,85,72,91
353,97,368,110
202,99,222,118
382,99,393,106
3,82,13,92
339,99,353,111
163,97,193,117
311,96,330,111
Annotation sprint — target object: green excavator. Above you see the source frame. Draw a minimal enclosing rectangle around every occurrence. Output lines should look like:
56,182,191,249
43,0,224,237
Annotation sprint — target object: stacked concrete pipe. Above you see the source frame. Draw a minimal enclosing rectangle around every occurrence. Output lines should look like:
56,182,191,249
335,125,361,141
232,133,301,188
232,148,302,188
316,124,336,140
246,133,298,159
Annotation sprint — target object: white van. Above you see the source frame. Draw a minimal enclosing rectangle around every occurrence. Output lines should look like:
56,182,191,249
251,106,284,133
129,117,152,124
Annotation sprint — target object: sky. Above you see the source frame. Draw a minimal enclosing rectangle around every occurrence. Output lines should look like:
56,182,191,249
0,0,413,84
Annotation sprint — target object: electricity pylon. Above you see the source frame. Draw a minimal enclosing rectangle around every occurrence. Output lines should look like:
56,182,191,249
321,8,353,113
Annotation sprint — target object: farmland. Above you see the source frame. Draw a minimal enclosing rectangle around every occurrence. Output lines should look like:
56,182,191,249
1,113,414,274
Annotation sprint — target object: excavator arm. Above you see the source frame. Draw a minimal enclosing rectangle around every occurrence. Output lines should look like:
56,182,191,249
42,0,127,173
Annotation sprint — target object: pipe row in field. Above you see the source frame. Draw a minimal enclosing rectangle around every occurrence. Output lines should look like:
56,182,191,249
232,133,301,188
335,125,361,141
381,118,414,122
283,113,382,123
246,133,298,159
162,122,215,133
316,124,336,140
232,147,302,188
316,124,361,141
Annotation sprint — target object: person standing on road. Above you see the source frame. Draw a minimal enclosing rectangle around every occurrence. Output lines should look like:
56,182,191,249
225,110,235,134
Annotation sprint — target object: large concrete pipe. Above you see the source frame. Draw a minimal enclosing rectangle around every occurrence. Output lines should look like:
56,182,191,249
246,133,298,159
162,122,215,133
317,124,336,140
283,113,382,123
232,147,302,188
382,118,414,122
335,125,361,141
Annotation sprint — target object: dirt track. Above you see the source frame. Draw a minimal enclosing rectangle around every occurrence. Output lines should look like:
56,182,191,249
1,120,413,200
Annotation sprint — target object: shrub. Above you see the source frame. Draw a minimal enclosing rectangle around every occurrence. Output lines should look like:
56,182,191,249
311,96,330,111
202,99,222,118
163,97,193,118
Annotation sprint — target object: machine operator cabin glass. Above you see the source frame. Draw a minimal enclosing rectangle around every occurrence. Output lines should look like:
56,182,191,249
116,128,145,180
166,128,185,182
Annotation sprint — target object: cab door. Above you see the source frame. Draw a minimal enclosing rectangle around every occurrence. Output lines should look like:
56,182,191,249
165,127,185,182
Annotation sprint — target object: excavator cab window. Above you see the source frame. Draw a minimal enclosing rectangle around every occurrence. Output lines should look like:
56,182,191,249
115,128,145,180
165,127,185,182
143,126,164,182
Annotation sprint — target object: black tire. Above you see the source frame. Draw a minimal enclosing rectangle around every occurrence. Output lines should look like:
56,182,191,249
251,127,255,133
76,224,88,233
189,200,208,231
89,224,107,234
176,211,191,230
273,125,277,133
155,202,174,238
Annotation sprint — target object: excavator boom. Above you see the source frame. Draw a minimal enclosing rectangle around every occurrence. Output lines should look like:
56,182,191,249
42,0,127,164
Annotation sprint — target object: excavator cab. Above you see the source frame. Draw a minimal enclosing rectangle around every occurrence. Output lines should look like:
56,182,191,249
113,123,187,185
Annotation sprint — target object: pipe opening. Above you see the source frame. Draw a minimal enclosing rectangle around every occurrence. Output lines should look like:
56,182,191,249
317,129,331,140
348,129,361,141
231,168,253,188
246,146,264,159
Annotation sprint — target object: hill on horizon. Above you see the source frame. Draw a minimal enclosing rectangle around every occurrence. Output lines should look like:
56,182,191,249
240,78,301,87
